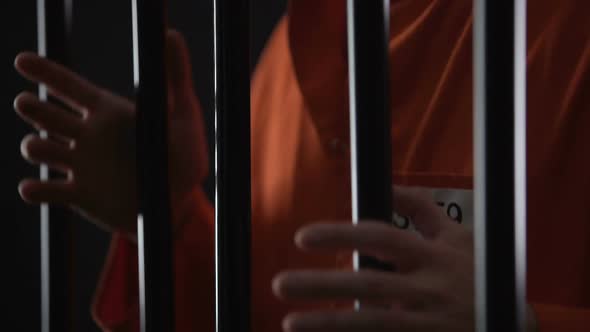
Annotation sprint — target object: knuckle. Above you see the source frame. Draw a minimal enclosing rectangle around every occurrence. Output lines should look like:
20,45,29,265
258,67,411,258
90,88,109,108
363,272,391,297
407,280,446,309
374,315,397,331
421,283,446,302
440,228,473,251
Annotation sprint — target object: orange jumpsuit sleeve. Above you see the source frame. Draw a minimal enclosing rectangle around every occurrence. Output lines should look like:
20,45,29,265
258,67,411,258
530,303,590,332
91,186,215,332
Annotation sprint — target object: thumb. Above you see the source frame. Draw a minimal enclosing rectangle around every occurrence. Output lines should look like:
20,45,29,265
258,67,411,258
164,30,209,195
165,29,195,102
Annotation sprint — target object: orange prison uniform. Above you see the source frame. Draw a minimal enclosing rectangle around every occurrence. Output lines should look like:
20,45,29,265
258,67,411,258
92,1,590,331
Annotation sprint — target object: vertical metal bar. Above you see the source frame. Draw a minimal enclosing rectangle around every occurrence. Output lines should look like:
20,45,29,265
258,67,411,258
474,0,527,331
214,0,251,330
37,0,75,331
132,0,175,331
346,0,393,276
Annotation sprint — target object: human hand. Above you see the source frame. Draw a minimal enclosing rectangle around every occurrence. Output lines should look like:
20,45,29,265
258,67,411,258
273,185,540,331
14,30,208,235
273,186,477,331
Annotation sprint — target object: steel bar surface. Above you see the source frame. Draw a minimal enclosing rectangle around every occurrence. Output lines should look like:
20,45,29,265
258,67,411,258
346,0,393,274
132,0,175,330
474,0,527,331
37,0,75,330
214,0,252,331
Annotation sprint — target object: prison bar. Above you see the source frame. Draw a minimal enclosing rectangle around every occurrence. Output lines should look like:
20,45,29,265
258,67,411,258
346,0,393,273
214,0,252,331
474,0,527,331
132,0,175,331
37,0,75,331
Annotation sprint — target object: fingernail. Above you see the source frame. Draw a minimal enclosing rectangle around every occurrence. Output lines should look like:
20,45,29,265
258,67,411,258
271,274,284,297
13,95,20,111
14,53,22,68
18,182,25,196
14,53,28,69
18,181,32,203
13,92,28,111
14,52,37,71
296,229,323,249
283,314,302,332
294,229,310,247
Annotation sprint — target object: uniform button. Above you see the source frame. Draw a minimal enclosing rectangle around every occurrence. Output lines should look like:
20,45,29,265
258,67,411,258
329,138,341,149
328,138,348,153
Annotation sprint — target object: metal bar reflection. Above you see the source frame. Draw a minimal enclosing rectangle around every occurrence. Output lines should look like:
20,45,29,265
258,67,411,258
474,0,527,331
37,0,75,331
346,0,393,275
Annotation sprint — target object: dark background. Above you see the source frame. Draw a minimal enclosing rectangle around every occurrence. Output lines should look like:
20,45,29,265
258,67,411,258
2,0,286,330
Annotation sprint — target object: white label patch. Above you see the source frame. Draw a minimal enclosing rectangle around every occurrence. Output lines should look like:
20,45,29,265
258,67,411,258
393,187,473,231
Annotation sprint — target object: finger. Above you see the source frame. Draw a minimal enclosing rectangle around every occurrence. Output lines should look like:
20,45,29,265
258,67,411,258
393,186,450,239
14,52,103,111
166,29,195,93
283,310,429,332
19,179,75,206
21,134,73,172
296,223,433,270
273,270,425,303
166,29,199,117
14,92,85,139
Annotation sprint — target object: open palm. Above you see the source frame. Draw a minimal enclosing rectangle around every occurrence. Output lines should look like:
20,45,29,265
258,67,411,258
14,30,208,235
